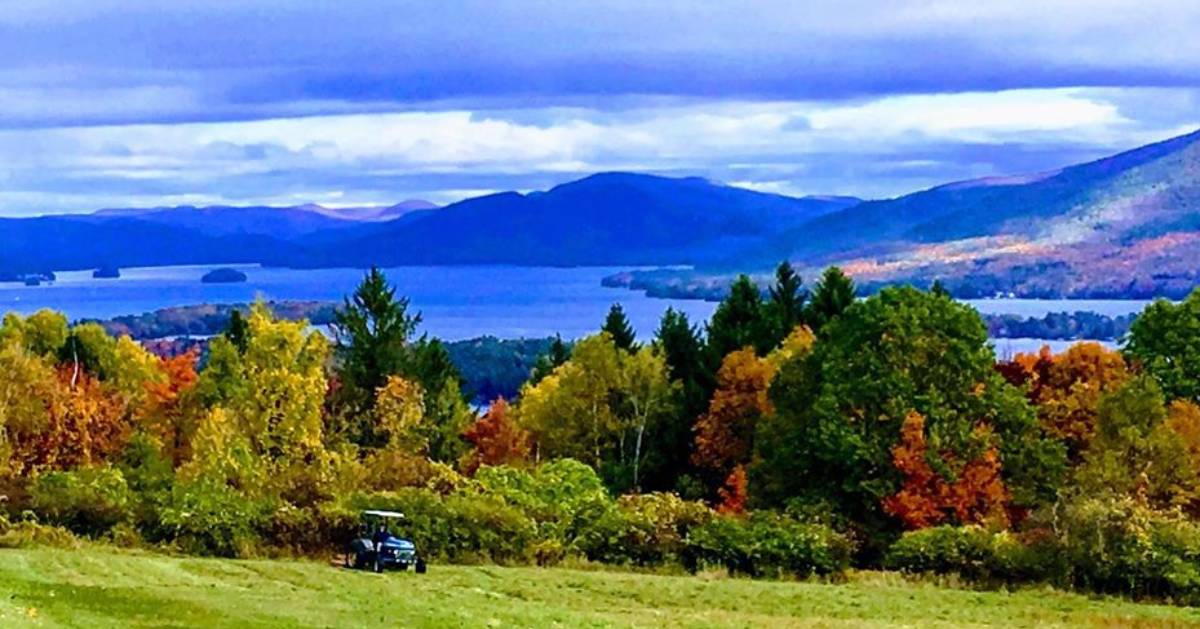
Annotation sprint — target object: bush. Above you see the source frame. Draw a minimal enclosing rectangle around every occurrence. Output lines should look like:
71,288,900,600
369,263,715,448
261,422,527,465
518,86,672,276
29,467,134,536
345,488,537,564
1060,497,1200,604
260,503,359,556
685,512,852,577
157,479,274,557
0,513,82,549
884,525,1053,583
576,492,712,566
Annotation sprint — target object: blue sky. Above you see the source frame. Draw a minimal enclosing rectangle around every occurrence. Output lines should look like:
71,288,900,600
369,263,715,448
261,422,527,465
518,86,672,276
1,1,1198,215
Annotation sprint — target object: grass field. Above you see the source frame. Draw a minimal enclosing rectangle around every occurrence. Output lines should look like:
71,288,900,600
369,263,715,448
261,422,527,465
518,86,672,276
2,547,1199,628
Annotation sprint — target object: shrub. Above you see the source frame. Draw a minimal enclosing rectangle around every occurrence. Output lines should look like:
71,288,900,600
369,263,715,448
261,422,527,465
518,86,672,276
576,492,712,566
29,467,134,536
260,503,359,556
883,525,1052,582
157,479,274,557
685,512,852,577
1060,497,1200,604
0,513,82,549
344,488,537,564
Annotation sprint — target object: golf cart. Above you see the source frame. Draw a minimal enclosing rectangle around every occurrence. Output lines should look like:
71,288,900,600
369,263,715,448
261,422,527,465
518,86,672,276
345,509,427,574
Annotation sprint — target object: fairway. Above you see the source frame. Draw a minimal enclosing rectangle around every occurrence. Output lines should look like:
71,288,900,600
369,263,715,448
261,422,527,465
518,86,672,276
1,548,1198,628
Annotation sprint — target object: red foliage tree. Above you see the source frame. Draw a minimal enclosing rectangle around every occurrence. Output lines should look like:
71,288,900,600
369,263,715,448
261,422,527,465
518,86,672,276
141,349,199,465
459,398,530,475
716,465,749,515
11,368,129,473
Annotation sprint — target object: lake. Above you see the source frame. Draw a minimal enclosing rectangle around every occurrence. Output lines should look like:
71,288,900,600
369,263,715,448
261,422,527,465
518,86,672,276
0,265,718,341
0,264,1153,343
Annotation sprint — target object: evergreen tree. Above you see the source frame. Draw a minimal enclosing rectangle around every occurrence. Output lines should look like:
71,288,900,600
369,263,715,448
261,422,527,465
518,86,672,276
224,309,250,353
805,266,856,332
930,279,950,297
331,268,421,419
530,334,570,385
766,261,805,345
706,274,769,363
602,303,637,352
647,308,713,491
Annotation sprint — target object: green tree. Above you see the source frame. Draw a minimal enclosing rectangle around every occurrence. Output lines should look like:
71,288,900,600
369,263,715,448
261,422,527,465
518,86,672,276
530,334,570,385
331,268,421,427
518,333,625,468
766,261,805,345
753,286,1064,544
649,308,712,491
805,266,856,332
224,309,250,353
1125,290,1200,402
602,303,637,352
706,275,769,362
621,346,678,491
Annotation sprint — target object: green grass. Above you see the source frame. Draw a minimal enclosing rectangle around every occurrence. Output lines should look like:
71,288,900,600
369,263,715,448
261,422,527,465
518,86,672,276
2,547,1199,628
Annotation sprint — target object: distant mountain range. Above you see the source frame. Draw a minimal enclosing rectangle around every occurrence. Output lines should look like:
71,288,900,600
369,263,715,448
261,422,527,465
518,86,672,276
3,128,1200,299
0,175,859,273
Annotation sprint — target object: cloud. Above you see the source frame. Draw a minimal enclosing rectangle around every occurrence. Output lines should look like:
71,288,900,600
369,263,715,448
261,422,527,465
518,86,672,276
0,86,1194,215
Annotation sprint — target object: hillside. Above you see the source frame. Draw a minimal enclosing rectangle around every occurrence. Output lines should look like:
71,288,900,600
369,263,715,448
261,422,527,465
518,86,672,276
1,547,1194,628
311,173,861,266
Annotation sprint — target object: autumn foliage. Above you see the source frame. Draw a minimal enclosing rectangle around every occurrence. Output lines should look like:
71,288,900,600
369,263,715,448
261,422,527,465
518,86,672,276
460,397,530,475
883,412,1009,530
692,349,775,477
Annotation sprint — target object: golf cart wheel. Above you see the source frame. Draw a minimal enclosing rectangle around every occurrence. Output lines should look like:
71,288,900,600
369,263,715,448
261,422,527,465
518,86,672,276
415,559,427,574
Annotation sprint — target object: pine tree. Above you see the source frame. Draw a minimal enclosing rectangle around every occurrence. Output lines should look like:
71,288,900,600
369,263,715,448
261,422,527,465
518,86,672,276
602,303,637,352
805,266,856,332
648,308,712,491
930,279,950,297
225,309,250,353
766,261,805,346
331,267,421,419
530,334,570,385
706,275,769,363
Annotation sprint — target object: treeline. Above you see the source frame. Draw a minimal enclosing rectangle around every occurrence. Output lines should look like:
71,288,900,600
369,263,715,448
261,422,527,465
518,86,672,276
983,310,1136,341
7,263,1200,604
85,301,338,339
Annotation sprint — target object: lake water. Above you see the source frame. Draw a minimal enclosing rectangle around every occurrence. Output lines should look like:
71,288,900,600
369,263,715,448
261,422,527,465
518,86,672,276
0,264,1154,343
0,265,718,341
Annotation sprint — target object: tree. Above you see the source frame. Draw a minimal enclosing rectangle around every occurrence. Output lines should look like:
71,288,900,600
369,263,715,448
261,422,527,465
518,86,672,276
753,286,1064,543
882,412,1009,529
0,340,57,474
372,376,427,452
331,267,421,420
409,338,474,462
530,334,570,385
649,308,712,491
693,349,775,483
1001,343,1129,461
518,333,625,467
10,368,129,474
804,266,856,332
765,261,805,345
706,274,769,363
225,309,250,353
716,465,749,515
1125,290,1200,402
620,346,677,490
0,310,68,358
141,349,200,465
602,303,637,352
460,398,530,475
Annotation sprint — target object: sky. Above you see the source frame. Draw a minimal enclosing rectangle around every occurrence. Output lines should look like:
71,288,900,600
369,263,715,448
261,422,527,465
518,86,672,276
1,0,1199,216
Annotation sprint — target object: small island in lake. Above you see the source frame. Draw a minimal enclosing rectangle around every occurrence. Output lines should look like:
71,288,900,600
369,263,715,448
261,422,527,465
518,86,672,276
200,268,248,284
93,265,121,279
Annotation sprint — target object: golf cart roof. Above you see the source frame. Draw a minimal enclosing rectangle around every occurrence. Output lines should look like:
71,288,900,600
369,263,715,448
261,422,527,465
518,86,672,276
361,509,405,519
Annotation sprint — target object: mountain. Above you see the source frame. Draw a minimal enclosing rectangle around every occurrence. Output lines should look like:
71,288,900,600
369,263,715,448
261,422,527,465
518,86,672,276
313,173,861,266
304,200,439,222
697,127,1200,298
0,215,302,273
